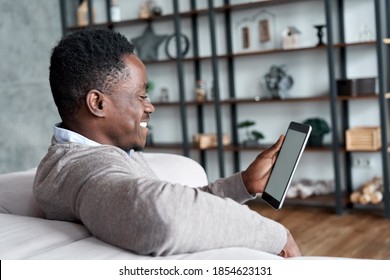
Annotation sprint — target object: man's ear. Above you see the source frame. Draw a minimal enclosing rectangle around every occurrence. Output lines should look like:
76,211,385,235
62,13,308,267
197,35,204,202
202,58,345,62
85,90,106,117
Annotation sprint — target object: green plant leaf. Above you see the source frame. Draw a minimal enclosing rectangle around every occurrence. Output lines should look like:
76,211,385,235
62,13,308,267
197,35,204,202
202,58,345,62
251,130,264,140
237,120,255,128
303,117,330,136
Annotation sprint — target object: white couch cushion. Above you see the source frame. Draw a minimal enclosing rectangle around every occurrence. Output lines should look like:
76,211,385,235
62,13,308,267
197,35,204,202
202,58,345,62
0,213,282,260
0,168,45,218
0,213,90,259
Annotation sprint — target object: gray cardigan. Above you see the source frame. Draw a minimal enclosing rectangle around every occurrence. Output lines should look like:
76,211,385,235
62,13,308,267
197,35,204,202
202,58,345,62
33,139,286,256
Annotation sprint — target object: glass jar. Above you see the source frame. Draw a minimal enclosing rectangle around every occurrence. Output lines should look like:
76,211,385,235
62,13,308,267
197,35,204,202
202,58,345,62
195,80,207,102
159,87,169,102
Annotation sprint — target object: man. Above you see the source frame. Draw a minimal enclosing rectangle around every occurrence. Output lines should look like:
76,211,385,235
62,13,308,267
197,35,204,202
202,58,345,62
33,28,301,258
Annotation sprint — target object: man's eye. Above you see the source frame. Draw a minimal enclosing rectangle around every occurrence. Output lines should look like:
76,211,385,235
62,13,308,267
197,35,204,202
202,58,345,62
139,95,150,101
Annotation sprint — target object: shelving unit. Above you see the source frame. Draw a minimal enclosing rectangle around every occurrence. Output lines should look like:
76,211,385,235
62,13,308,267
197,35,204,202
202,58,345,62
59,0,389,218
330,0,389,218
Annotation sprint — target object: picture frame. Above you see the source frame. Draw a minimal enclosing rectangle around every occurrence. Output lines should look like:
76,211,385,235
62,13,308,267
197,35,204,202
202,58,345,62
242,26,250,49
234,17,252,51
259,19,270,43
253,10,276,50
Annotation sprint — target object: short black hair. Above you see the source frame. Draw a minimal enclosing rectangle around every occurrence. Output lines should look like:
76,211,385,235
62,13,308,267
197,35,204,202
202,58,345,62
49,28,135,121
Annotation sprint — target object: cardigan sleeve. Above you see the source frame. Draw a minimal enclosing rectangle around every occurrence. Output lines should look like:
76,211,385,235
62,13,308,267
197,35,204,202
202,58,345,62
198,172,257,204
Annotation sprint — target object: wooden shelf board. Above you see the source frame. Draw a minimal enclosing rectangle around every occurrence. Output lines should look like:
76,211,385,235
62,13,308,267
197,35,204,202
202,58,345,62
144,143,186,150
154,98,331,107
152,94,388,108
334,41,376,48
221,95,329,104
217,0,317,13
132,41,379,64
285,194,339,208
251,193,342,208
337,94,379,100
152,101,181,107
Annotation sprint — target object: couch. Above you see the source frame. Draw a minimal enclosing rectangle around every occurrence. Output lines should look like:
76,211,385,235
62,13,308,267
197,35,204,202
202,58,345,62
0,152,334,260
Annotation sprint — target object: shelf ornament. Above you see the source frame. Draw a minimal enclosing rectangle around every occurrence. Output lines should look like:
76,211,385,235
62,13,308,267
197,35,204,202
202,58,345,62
159,87,169,102
139,0,162,18
350,176,383,205
282,26,301,49
195,80,207,102
131,24,168,62
235,17,252,50
236,120,264,147
252,10,276,50
110,0,121,22
286,179,335,199
314,24,326,46
263,65,293,99
76,0,96,26
139,0,150,18
165,33,190,59
148,0,162,16
358,23,374,42
234,10,276,51
302,117,330,147
147,79,155,95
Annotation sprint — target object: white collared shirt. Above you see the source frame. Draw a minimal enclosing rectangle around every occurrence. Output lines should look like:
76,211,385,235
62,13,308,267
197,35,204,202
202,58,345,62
53,123,133,156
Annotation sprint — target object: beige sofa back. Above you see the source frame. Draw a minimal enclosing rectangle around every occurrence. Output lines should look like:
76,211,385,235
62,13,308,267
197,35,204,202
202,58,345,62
0,153,208,219
0,168,45,218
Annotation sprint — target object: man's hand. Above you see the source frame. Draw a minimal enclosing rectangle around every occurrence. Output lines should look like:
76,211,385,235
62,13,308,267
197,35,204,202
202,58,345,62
241,135,284,194
278,228,302,258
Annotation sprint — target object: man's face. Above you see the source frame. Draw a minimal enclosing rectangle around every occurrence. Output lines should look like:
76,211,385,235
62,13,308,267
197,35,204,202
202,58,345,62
104,54,155,151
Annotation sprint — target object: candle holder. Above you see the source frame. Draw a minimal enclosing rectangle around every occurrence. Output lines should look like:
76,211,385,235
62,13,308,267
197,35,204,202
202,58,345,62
314,25,326,46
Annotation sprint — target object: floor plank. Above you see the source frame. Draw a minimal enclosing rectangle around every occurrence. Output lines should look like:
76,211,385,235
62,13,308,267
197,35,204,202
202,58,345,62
246,201,390,259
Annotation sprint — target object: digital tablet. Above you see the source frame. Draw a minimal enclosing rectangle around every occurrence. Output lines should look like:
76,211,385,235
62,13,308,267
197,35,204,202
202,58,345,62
262,121,312,210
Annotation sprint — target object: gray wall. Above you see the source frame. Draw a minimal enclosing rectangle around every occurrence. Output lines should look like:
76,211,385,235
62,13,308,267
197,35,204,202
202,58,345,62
0,0,62,173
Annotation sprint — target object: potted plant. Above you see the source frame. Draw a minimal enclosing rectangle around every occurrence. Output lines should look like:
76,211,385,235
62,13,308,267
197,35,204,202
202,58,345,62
303,117,330,146
237,120,265,146
147,79,155,95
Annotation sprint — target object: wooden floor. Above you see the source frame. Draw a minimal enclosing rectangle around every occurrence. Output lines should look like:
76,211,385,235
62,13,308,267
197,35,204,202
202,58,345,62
247,200,390,259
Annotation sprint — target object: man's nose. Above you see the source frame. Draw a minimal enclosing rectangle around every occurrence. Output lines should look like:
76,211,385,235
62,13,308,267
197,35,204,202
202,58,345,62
145,99,155,113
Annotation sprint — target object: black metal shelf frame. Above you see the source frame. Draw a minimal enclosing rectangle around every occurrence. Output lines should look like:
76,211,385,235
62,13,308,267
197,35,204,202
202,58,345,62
374,0,390,219
330,0,390,218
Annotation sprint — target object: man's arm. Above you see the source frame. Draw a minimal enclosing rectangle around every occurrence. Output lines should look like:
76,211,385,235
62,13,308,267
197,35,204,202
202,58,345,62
34,144,289,257
76,171,287,256
65,148,287,256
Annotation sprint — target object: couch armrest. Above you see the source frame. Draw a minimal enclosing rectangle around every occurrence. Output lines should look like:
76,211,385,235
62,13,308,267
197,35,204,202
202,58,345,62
143,152,208,187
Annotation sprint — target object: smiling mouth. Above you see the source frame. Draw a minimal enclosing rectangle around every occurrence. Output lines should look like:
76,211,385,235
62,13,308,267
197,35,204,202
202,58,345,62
140,122,148,128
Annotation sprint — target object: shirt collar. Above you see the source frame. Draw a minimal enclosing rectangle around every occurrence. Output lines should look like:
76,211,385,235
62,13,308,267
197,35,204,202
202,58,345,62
53,123,134,157
54,123,101,147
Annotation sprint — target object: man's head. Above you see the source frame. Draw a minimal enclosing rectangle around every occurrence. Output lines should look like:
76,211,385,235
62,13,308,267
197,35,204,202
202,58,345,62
49,28,155,151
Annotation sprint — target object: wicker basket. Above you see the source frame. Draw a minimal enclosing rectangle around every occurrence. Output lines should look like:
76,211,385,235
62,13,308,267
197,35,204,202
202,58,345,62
193,134,231,150
345,127,381,151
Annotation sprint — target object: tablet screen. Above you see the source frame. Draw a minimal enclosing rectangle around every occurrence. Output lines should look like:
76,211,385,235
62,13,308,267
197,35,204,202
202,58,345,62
262,122,311,209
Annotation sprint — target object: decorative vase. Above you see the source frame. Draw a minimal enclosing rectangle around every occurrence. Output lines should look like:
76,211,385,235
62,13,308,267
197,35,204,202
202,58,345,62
307,135,324,147
243,140,260,147
314,25,326,46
